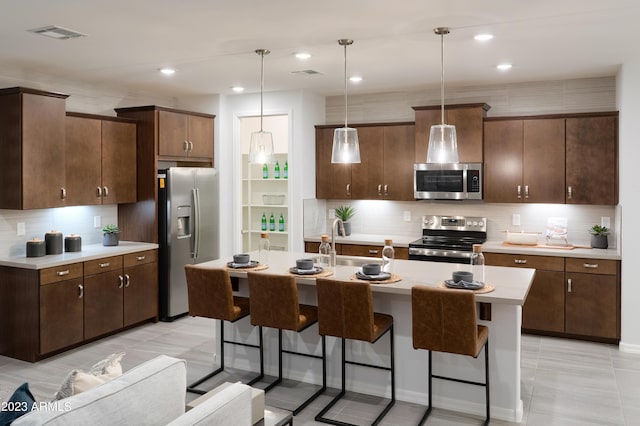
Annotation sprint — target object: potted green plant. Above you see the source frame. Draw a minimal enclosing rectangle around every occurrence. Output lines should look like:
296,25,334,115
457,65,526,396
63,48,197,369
102,224,120,246
589,224,609,249
334,205,355,236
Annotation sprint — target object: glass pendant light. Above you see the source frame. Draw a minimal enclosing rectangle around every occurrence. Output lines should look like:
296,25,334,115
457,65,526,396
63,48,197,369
426,27,459,164
331,39,361,164
248,49,275,164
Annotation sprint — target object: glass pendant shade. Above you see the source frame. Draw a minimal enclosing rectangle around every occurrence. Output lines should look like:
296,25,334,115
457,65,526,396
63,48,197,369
330,39,360,164
426,124,458,163
248,130,275,164
331,126,361,163
426,27,459,164
248,49,275,164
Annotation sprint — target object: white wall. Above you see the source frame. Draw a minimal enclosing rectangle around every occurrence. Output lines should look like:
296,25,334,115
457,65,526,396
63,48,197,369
617,62,640,352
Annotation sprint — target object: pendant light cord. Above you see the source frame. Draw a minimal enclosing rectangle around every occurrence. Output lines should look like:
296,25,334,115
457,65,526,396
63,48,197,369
343,42,348,128
440,31,445,126
260,50,265,132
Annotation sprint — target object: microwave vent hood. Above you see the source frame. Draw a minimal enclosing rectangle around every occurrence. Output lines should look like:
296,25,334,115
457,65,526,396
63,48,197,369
414,162,483,200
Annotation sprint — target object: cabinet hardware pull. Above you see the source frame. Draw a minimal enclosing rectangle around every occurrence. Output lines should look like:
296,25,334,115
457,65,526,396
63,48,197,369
346,184,351,196
568,278,572,293
56,270,70,276
368,249,379,254
99,262,110,268
184,140,189,152
118,275,124,289
524,185,529,199
78,284,84,299
125,274,130,287
377,184,382,195
61,187,66,199
384,184,388,195
517,185,522,199
97,186,102,197
136,255,146,261
567,186,573,199
188,141,194,152
583,263,599,269
103,186,108,198
514,259,527,264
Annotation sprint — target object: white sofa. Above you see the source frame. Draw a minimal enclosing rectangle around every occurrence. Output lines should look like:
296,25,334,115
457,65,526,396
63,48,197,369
14,355,252,426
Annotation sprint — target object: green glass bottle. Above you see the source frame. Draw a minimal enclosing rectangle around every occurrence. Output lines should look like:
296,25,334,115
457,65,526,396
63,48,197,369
269,213,275,231
261,212,267,231
278,214,285,232
284,161,288,179
274,161,280,179
262,163,268,179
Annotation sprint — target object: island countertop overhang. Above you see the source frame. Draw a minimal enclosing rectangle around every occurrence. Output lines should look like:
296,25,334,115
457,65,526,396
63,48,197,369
201,250,535,306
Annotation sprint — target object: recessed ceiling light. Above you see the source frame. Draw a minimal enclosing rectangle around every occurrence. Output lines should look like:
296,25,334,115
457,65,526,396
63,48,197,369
160,68,176,76
231,86,244,93
497,63,513,71
349,76,363,83
295,52,311,60
474,33,494,41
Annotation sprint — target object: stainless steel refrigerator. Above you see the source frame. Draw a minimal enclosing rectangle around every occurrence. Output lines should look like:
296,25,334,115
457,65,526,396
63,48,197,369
158,167,219,321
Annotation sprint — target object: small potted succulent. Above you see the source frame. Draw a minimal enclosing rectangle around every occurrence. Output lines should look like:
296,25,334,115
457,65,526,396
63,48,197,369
334,205,355,236
589,224,609,249
102,224,120,246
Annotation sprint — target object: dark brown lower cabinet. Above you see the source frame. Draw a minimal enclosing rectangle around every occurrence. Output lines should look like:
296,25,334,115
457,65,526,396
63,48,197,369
0,249,158,362
485,253,620,342
40,278,84,354
84,270,124,340
305,240,408,260
123,251,158,327
522,270,565,333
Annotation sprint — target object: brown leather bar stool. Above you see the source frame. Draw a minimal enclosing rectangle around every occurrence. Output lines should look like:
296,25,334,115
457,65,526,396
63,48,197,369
184,265,264,394
247,272,327,415
411,285,490,425
315,278,395,426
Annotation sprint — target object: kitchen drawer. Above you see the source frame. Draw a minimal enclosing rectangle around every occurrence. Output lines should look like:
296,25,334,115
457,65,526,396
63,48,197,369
124,250,157,267
484,253,564,271
40,263,83,285
84,256,123,276
565,257,618,275
340,244,409,260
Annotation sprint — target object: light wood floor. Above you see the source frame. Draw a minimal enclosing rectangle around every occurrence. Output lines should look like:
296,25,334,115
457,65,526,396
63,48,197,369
1,316,639,425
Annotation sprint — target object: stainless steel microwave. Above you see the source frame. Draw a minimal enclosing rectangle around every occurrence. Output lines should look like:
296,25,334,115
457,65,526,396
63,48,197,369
414,162,482,200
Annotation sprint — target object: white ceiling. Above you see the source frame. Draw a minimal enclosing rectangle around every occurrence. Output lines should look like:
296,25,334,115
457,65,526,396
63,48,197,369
0,0,637,98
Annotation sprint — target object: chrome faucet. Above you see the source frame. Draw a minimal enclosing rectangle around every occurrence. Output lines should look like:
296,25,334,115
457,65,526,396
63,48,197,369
330,218,345,267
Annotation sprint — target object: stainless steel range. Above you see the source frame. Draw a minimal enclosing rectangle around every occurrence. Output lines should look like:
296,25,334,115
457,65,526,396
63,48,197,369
408,215,487,264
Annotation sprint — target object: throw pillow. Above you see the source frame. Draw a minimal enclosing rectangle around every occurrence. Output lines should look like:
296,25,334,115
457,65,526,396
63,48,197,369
0,382,36,426
53,352,125,401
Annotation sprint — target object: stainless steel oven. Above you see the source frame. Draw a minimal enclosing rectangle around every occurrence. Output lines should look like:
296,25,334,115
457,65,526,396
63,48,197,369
408,215,487,264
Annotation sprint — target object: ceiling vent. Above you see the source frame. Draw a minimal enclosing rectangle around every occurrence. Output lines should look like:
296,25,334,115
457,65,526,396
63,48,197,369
28,25,87,40
291,69,322,76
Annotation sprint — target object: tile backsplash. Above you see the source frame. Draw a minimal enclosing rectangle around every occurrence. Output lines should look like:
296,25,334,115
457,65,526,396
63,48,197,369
304,199,618,248
0,205,117,258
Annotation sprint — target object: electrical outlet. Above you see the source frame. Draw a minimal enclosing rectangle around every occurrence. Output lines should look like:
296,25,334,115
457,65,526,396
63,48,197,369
328,209,335,219
403,211,411,222
94,216,101,228
512,214,521,226
601,216,611,229
17,222,25,236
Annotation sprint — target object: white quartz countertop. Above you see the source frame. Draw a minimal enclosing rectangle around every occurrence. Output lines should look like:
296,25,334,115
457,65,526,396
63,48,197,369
482,240,621,260
199,250,535,306
304,233,416,247
0,241,159,270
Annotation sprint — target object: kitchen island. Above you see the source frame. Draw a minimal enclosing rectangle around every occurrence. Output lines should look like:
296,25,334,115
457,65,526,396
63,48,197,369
197,250,535,422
